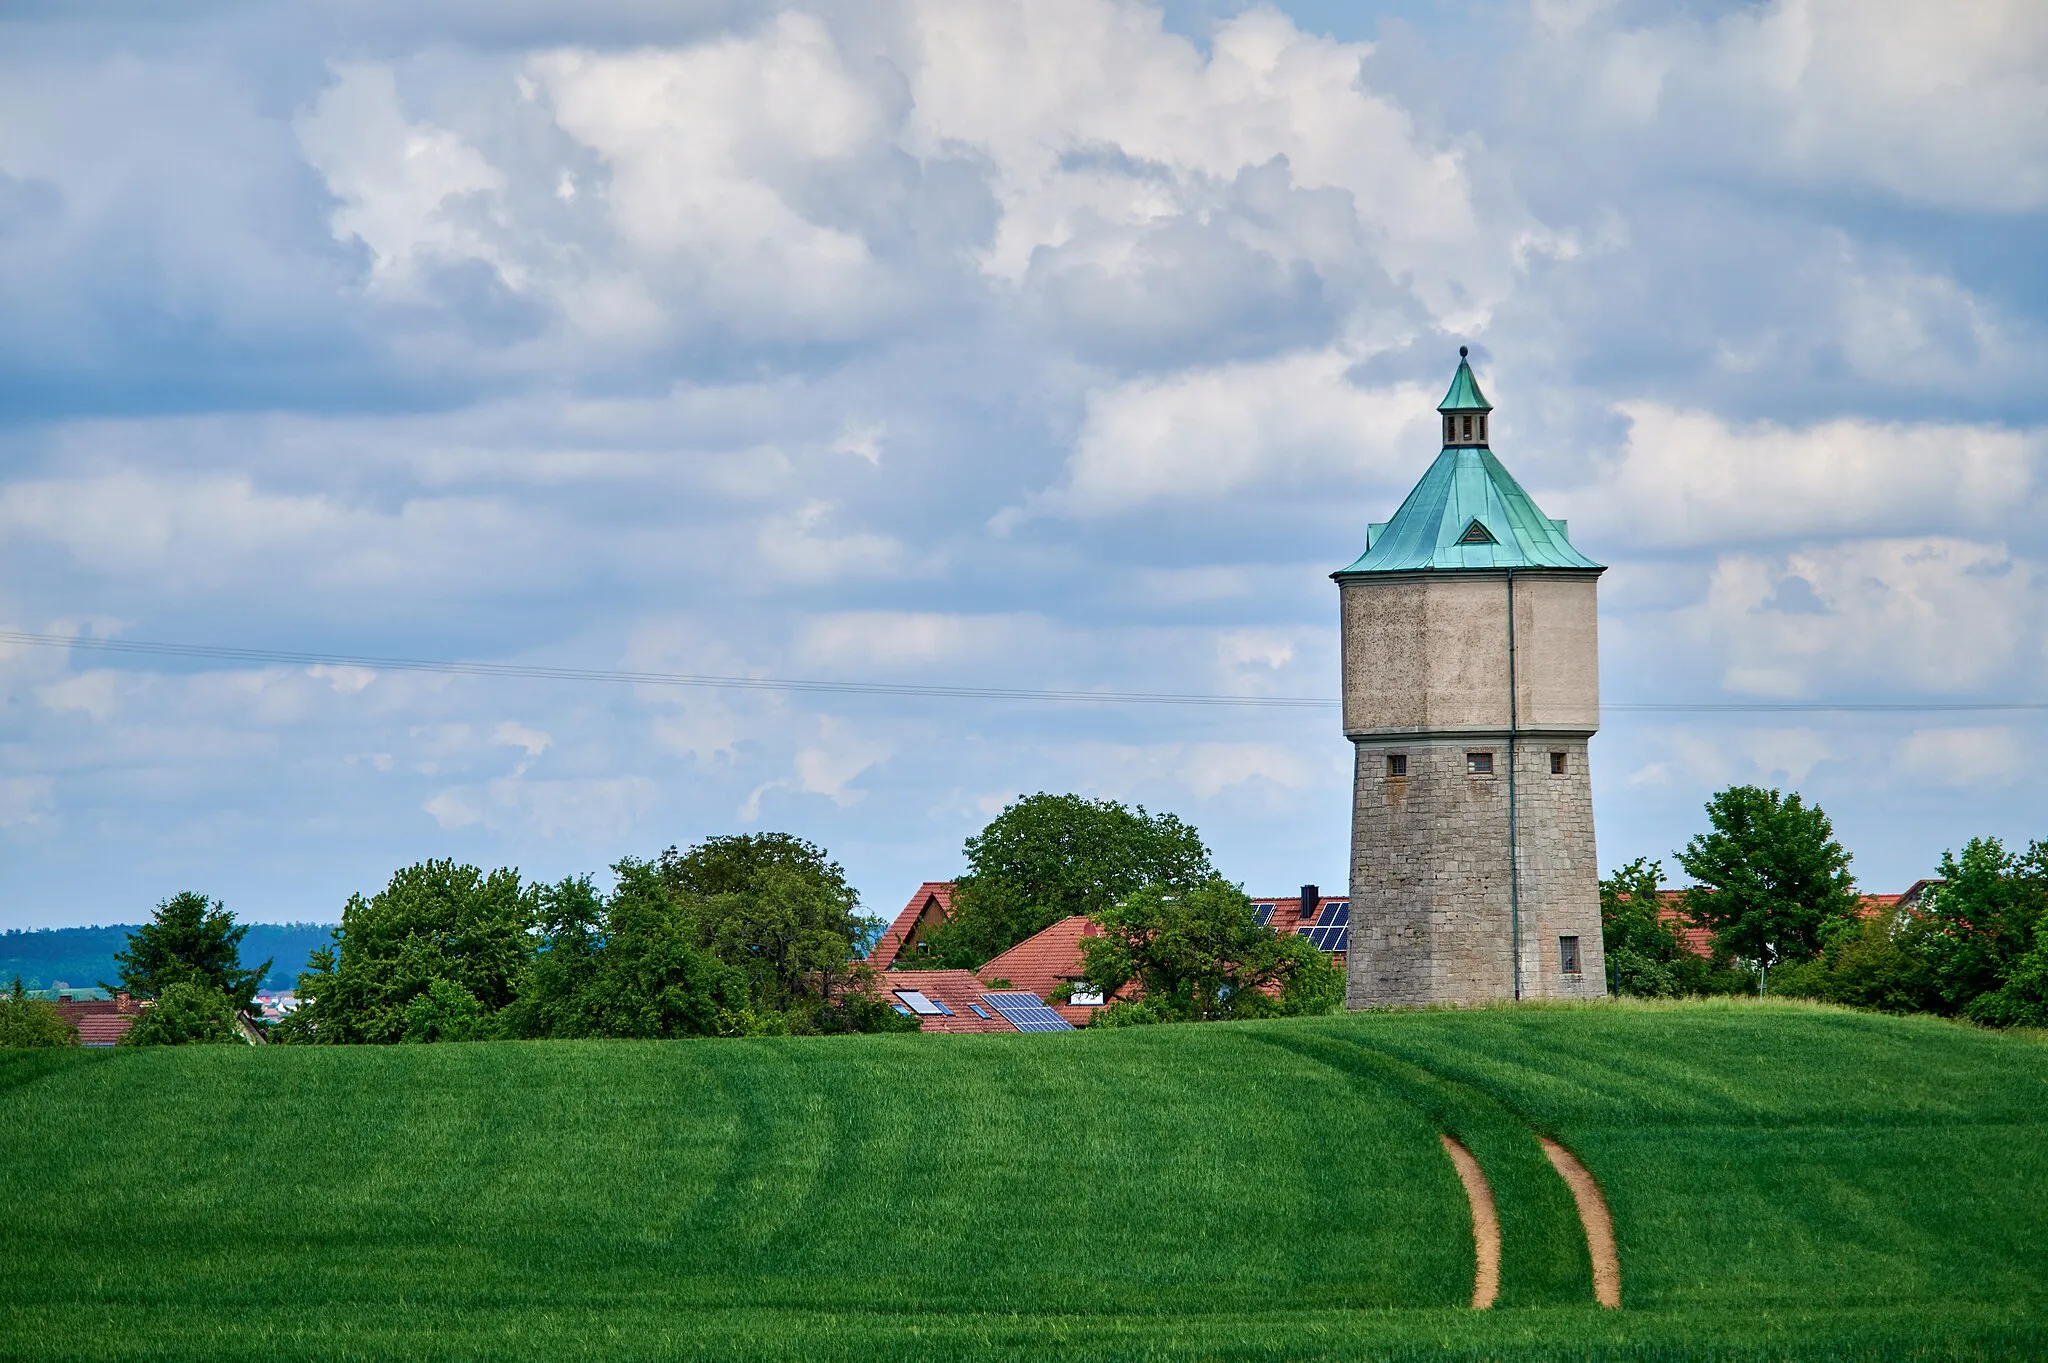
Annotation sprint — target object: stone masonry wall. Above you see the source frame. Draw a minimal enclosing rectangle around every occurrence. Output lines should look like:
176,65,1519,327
1347,735,1605,1008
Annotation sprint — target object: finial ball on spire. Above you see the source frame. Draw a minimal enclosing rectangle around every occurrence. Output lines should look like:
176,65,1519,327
1459,345,1468,358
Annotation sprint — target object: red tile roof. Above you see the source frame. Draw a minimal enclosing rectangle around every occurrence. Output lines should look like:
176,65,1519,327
54,996,141,1047
975,916,1110,1026
868,882,956,970
1655,890,1906,959
858,970,1025,1033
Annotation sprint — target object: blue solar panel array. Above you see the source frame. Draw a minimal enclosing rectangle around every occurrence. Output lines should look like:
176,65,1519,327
1252,903,1275,925
1297,900,1349,953
981,991,1074,1032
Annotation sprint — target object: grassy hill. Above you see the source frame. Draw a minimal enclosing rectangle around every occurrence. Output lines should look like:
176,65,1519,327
3,1001,2044,1360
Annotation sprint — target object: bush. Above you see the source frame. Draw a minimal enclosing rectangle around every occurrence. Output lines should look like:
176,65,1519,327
120,981,242,1047
1766,907,1937,1013
0,981,76,1048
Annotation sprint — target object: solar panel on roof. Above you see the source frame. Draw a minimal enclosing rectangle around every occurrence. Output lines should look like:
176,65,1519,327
893,990,946,1016
1252,904,1274,926
980,992,1074,1032
1298,922,1349,952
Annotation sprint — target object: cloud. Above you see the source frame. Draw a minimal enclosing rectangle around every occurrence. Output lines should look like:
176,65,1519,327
492,721,553,757
1688,538,2040,697
1531,0,2048,212
1571,405,2042,549
740,714,890,819
1895,727,2025,788
903,1,1495,323
297,64,516,293
1029,351,1434,517
0,777,57,832
531,14,903,341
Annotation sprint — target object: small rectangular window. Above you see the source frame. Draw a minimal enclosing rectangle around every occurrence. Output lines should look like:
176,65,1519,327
1560,936,1581,975
1550,751,1567,774
1461,414,1473,440
1466,751,1493,775
1386,753,1407,777
968,1002,992,1020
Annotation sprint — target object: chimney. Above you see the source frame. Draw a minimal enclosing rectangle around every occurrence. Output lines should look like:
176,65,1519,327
1300,883,1320,924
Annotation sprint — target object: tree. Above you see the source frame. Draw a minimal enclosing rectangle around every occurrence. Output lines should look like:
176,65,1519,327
1674,786,1861,988
0,977,77,1048
111,892,268,1015
506,868,759,1040
283,861,536,1044
119,980,241,1046
1079,879,1343,1026
654,834,874,1022
1597,858,1749,998
1915,837,2048,1020
1766,905,1938,1014
925,794,1214,968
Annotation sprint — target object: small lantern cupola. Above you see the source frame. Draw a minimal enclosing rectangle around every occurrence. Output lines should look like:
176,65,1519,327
1438,345,1493,448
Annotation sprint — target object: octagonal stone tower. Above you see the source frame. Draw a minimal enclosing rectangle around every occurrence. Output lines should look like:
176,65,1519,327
1335,350,1607,1007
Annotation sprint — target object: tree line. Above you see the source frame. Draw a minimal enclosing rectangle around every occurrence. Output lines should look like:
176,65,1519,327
1602,783,2048,1027
0,794,1342,1047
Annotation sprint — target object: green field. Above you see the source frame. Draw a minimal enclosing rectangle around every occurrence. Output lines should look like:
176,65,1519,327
4,1001,2045,1360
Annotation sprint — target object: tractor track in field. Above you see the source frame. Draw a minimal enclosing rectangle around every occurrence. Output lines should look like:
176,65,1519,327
1248,1030,1622,1312
1438,1134,1500,1308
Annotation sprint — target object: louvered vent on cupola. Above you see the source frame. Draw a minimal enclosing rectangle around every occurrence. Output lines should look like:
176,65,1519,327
1458,519,1497,545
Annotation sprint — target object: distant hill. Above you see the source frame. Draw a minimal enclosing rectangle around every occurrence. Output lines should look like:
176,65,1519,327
0,923,334,993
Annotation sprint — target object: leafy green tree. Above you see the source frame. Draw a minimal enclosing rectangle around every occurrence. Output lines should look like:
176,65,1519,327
1675,786,1861,989
111,892,268,1015
926,794,1213,968
1767,906,1939,1014
0,977,77,1048
654,835,874,1021
507,867,759,1040
283,861,536,1044
119,980,241,1046
1915,838,2048,1021
1599,858,1687,997
1597,858,1751,997
1080,879,1343,1026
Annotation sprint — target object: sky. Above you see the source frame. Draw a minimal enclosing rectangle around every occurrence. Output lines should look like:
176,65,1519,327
2,0,2044,930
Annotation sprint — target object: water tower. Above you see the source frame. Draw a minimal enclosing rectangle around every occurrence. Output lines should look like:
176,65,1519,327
1335,350,1607,1006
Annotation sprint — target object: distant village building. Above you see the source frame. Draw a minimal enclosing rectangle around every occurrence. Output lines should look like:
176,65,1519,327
863,882,1351,1030
1334,351,1607,1007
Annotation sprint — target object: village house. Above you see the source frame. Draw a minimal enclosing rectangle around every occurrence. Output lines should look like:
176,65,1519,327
862,881,1351,1031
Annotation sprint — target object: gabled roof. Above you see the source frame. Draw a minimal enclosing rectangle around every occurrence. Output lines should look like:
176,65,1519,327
868,881,956,970
1437,350,1492,412
1335,447,1602,575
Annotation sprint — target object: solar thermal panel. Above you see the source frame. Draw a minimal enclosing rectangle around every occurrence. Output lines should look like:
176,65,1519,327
980,991,1074,1032
893,990,946,1016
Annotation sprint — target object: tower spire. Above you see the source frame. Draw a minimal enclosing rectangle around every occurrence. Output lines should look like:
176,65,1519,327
1438,346,1492,447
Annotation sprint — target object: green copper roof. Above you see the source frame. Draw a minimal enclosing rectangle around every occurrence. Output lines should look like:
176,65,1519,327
1437,350,1492,412
1334,445,1602,575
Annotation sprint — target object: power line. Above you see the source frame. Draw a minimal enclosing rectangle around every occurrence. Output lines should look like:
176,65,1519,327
3,629,2043,715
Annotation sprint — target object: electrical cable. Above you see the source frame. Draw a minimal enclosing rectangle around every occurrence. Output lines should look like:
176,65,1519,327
2,629,2043,715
